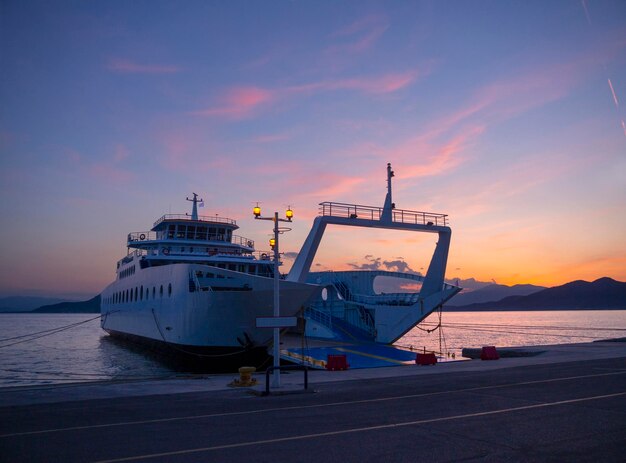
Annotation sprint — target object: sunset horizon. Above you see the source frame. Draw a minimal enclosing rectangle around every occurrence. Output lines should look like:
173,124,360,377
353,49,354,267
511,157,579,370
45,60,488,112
1,1,624,299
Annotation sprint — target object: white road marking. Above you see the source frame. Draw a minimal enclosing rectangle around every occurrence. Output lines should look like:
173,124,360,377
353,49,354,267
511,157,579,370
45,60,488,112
93,391,626,463
2,370,625,438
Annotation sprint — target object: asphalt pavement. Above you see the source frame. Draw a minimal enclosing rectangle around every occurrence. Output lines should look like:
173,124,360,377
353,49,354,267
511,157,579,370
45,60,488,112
1,345,625,462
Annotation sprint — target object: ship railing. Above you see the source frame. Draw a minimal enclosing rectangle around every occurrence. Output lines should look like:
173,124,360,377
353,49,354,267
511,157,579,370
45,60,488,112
352,292,421,306
127,231,254,248
319,202,448,227
304,307,334,330
153,214,237,228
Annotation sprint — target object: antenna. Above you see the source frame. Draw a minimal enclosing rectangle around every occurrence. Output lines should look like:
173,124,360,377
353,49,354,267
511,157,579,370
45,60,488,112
186,192,203,220
381,163,395,222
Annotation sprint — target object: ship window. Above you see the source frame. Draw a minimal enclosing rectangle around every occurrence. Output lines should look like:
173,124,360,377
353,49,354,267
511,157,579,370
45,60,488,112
196,271,203,278
228,264,236,271
176,225,186,239
168,283,172,296
190,247,194,253
153,286,156,298
227,230,232,241
238,264,245,273
181,247,185,253
209,227,216,239
134,287,138,301
168,224,175,239
247,265,256,275
206,272,215,278
218,228,225,240
160,285,163,297
140,285,144,301
196,227,207,240
217,263,226,269
186,226,195,239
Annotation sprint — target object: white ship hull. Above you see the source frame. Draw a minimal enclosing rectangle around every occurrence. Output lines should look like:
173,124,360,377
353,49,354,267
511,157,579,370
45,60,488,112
101,262,319,359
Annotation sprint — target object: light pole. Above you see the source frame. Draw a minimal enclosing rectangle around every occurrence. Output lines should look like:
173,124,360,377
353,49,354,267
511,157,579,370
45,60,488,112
253,204,293,388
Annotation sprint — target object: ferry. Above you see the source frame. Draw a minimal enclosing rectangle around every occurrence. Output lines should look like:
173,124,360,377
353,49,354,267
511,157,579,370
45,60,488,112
99,195,320,369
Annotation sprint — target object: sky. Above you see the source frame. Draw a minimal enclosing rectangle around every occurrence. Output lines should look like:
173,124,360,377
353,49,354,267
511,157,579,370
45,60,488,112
1,0,625,299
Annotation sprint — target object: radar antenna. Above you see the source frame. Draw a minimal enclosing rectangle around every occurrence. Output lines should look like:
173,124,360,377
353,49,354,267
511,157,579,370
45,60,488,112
186,193,203,220
381,163,395,222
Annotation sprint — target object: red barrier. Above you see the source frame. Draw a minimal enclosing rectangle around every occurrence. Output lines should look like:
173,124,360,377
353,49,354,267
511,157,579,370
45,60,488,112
326,354,349,371
481,346,499,360
415,352,437,365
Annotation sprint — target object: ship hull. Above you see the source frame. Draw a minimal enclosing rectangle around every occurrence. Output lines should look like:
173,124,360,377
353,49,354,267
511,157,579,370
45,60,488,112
100,262,320,370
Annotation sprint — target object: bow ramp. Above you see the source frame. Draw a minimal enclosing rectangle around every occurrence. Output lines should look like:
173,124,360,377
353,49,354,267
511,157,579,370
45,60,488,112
287,163,461,346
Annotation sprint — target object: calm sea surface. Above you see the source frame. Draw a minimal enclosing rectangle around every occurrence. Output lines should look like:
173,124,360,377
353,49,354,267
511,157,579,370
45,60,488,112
0,311,625,387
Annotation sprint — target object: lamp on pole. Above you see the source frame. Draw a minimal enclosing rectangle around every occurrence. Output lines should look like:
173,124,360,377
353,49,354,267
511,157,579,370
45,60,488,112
253,203,293,388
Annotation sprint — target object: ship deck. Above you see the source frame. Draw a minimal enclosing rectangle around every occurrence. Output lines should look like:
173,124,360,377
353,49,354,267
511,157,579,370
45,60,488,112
279,333,455,368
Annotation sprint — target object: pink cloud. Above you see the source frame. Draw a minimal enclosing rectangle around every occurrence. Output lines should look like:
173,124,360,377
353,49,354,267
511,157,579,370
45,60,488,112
191,87,274,119
88,163,134,183
287,69,421,95
252,133,291,143
113,144,130,162
328,14,390,53
191,70,420,120
106,58,181,74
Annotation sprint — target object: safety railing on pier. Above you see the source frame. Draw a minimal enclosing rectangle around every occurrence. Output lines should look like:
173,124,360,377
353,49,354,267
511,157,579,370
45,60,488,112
319,202,448,227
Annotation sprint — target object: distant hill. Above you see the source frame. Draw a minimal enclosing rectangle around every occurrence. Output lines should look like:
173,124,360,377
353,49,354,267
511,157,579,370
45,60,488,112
32,295,101,313
447,277,626,311
448,283,545,307
0,296,70,313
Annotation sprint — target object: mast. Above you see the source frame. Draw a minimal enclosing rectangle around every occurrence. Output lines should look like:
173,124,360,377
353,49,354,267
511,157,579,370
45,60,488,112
381,162,394,222
186,193,203,220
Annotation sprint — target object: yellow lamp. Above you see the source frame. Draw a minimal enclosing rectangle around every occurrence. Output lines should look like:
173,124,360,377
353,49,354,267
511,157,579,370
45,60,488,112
285,207,293,221
253,204,261,217
269,238,276,249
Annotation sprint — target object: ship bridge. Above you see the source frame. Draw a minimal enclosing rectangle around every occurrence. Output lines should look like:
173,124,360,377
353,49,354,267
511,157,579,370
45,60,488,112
122,193,256,268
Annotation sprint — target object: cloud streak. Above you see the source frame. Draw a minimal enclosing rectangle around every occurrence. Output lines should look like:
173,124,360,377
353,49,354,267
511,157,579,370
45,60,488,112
190,87,274,119
106,58,181,74
328,14,390,54
191,69,422,119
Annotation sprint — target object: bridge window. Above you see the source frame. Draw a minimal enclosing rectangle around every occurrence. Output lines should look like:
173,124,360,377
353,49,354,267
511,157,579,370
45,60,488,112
168,283,172,297
176,225,186,239
168,224,175,239
186,226,195,239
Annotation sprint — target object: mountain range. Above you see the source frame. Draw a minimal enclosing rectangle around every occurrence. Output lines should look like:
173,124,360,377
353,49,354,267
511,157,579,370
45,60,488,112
448,283,546,306
31,295,101,313
1,277,624,313
447,277,626,310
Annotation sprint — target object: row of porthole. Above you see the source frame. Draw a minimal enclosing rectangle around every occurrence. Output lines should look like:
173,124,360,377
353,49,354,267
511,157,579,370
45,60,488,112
103,283,173,305
119,265,136,279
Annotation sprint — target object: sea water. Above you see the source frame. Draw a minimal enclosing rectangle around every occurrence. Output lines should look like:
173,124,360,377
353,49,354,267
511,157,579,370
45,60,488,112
0,311,624,387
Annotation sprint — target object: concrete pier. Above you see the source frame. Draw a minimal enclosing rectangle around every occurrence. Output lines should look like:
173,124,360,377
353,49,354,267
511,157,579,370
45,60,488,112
1,341,625,462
